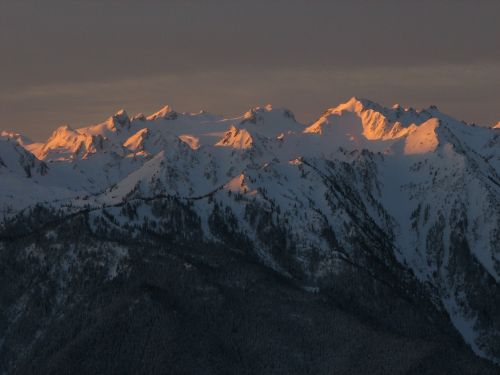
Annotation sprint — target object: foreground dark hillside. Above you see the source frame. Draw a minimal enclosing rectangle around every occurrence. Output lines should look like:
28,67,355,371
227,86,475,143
0,208,498,375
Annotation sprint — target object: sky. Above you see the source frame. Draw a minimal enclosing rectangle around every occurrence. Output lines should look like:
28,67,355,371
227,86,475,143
0,0,499,141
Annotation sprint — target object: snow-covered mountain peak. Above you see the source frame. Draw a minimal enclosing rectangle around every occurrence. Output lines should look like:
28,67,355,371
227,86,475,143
146,105,177,121
33,124,112,161
327,97,443,125
0,131,33,147
329,96,382,115
241,105,296,124
122,127,186,156
53,124,73,135
241,106,269,123
123,128,150,152
237,105,303,138
216,125,253,149
305,97,442,145
109,109,130,127
0,138,47,177
131,113,146,122
7,99,493,164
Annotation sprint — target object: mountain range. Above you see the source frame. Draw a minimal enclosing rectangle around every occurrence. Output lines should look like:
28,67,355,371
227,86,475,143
0,98,499,374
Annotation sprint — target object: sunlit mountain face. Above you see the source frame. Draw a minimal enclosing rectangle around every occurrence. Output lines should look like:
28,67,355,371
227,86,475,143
1,98,499,374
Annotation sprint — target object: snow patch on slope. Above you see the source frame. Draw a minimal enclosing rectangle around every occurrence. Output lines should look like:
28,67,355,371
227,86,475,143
404,119,440,155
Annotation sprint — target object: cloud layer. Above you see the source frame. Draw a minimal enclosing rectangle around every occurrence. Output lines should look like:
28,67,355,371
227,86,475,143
1,0,499,139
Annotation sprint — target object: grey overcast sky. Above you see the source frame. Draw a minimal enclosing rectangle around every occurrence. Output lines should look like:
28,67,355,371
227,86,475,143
0,0,499,140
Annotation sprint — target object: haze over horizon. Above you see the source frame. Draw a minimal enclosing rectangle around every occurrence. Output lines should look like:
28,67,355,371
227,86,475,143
1,0,499,141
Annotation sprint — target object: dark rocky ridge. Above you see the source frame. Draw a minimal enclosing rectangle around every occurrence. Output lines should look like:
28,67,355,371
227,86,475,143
0,204,498,374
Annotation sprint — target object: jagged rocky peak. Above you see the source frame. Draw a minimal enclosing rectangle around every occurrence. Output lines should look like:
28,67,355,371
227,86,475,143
241,105,272,123
216,125,253,149
102,109,131,131
241,104,296,125
326,97,437,122
306,97,438,141
146,105,178,121
44,124,82,145
123,128,150,152
123,127,190,157
329,96,383,114
110,109,130,126
35,124,108,161
238,104,303,138
0,131,33,147
131,113,146,122
0,137,48,177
